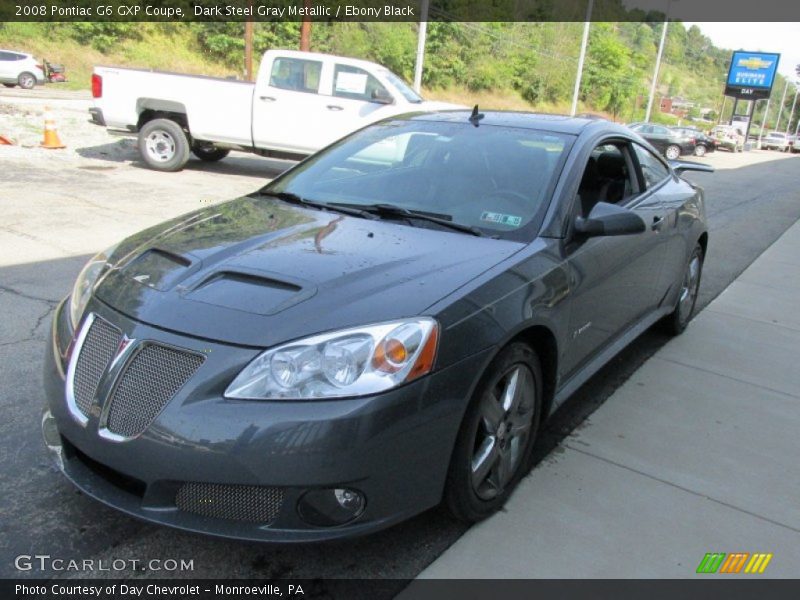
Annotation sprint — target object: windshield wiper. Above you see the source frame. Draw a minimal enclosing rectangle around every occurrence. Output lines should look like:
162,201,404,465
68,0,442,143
256,191,377,220
330,202,485,237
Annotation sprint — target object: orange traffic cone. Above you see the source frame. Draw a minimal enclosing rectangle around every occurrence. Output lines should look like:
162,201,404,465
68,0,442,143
41,107,65,149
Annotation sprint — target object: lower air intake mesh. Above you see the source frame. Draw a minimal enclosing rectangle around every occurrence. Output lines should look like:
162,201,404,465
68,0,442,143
175,482,284,523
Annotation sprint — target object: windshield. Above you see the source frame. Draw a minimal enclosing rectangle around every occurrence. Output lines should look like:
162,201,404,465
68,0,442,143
264,119,572,241
381,70,423,103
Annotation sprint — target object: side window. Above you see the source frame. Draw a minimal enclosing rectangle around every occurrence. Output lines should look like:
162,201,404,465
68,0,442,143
268,58,322,93
333,65,389,102
0,52,12,61
633,145,670,190
576,143,637,217
652,126,669,135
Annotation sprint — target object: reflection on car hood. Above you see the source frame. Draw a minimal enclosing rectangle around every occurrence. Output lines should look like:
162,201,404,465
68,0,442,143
95,196,523,347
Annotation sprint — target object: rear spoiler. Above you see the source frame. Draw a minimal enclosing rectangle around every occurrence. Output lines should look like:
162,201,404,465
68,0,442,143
669,160,714,175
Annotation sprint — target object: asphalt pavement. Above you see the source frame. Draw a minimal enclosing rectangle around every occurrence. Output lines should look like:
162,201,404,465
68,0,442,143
1,95,799,591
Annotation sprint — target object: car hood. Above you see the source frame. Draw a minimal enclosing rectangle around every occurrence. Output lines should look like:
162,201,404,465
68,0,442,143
95,195,523,347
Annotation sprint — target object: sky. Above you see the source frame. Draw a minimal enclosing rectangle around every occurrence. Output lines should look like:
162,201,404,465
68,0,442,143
684,22,800,82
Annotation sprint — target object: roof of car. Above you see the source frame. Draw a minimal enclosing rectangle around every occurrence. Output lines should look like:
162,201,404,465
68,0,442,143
407,110,613,135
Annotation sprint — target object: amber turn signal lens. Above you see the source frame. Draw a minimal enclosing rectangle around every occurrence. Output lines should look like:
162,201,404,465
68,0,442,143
407,324,438,382
373,338,407,373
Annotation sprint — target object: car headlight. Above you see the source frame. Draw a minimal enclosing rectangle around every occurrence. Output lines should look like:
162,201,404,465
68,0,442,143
225,318,439,400
69,247,115,329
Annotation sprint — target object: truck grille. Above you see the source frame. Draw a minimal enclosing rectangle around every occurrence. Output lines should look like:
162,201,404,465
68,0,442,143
175,482,284,523
72,318,122,416
105,344,204,438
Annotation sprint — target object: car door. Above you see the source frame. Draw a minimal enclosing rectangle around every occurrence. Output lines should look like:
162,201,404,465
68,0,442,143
561,140,667,378
638,144,701,299
317,63,400,145
251,55,334,155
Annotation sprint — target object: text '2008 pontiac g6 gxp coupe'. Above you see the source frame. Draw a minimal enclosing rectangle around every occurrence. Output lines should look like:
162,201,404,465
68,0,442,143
43,110,711,541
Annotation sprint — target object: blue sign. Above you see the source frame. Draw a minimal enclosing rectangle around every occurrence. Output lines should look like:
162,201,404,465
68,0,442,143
725,51,780,99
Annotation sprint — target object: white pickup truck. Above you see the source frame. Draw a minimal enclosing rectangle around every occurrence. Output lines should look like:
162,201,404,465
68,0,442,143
90,49,457,172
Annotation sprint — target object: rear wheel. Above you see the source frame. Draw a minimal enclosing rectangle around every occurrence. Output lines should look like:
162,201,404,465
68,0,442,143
665,145,681,160
192,143,230,162
138,118,190,172
445,343,543,522
662,243,704,336
694,144,706,157
18,72,36,90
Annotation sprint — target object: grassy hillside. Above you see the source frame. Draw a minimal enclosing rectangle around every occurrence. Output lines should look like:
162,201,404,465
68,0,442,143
0,22,235,90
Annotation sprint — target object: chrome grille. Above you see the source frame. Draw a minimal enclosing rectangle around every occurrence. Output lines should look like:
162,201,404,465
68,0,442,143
72,318,122,416
105,344,204,437
175,482,284,523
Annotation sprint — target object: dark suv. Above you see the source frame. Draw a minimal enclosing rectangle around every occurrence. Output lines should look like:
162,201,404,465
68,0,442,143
628,123,696,160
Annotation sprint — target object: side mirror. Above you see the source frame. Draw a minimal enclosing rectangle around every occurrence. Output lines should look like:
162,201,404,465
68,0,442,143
575,202,646,237
669,160,714,175
371,88,394,105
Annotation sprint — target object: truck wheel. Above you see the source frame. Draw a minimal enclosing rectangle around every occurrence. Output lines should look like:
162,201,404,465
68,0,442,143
18,72,36,89
192,144,230,162
138,118,190,172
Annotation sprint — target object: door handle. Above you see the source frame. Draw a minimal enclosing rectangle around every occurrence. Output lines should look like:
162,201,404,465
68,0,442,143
259,96,276,102
651,215,665,231
326,105,344,111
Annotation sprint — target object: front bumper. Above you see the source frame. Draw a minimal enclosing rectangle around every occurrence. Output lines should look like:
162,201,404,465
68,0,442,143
43,298,491,542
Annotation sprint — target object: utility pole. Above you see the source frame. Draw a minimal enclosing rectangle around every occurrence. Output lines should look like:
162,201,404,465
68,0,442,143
773,79,789,132
300,0,312,51
244,20,253,81
570,0,593,116
758,97,772,148
645,19,668,122
785,84,799,136
413,0,430,93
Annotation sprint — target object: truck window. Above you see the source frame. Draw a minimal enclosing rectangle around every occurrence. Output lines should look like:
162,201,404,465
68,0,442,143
269,58,322,94
333,64,389,103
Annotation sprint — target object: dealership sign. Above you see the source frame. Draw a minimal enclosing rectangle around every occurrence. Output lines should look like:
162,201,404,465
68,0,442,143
724,51,780,100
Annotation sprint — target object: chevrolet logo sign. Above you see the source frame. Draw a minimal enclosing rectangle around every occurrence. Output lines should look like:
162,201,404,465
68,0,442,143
737,57,772,70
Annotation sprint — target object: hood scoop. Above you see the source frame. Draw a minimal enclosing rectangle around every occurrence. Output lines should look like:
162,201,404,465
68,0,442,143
186,269,316,316
121,248,193,291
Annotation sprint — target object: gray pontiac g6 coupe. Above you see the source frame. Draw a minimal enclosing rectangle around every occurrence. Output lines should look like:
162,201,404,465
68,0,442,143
42,111,711,541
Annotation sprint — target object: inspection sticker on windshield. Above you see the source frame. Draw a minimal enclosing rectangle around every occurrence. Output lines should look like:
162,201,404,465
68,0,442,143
481,211,522,227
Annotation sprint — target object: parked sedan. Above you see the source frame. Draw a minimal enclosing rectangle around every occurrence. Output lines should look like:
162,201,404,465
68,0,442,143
762,131,790,151
671,126,717,157
42,111,711,541
627,122,695,159
0,49,45,89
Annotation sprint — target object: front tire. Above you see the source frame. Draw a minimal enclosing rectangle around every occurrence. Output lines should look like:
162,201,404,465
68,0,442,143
444,343,543,522
138,118,190,172
662,243,704,336
665,145,681,160
192,143,230,162
18,72,36,90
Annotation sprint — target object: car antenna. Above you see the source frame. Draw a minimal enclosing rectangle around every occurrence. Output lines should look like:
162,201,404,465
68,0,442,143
469,104,484,127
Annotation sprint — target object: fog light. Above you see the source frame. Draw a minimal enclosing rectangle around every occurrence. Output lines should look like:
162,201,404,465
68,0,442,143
297,487,366,527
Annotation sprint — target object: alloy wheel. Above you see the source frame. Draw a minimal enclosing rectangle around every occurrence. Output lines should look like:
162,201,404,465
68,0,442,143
678,253,701,325
665,145,680,160
471,365,536,501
